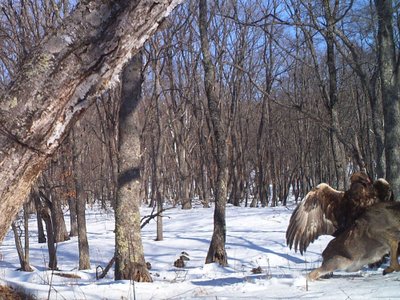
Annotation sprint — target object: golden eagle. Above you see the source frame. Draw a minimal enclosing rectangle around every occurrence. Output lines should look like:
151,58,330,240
286,172,393,255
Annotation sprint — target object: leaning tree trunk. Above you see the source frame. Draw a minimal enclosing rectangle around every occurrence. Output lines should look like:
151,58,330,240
0,0,182,243
375,0,400,197
114,54,152,282
199,0,228,266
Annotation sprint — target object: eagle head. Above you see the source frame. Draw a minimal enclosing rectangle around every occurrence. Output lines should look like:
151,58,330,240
350,172,371,186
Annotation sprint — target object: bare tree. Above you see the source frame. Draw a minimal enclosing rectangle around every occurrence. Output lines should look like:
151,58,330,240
33,187,58,269
0,0,182,242
375,0,400,196
71,125,91,270
11,203,33,272
199,0,228,266
114,53,152,282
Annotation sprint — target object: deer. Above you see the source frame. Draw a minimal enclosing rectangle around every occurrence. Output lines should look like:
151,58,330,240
308,201,400,281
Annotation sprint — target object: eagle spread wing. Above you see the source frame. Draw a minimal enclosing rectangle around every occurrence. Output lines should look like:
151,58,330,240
286,183,344,255
286,172,393,255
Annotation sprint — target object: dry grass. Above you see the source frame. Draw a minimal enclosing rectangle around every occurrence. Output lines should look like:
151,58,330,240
0,285,35,300
53,272,81,279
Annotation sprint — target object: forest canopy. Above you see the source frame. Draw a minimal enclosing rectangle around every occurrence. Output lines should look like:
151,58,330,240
0,0,399,288
0,0,399,241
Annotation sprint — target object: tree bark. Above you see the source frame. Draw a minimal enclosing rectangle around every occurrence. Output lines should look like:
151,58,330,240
156,191,164,241
34,189,58,270
256,96,267,207
333,27,386,178
23,203,32,271
375,0,400,195
72,126,91,270
36,211,46,243
0,0,182,243
322,0,347,189
50,193,70,243
199,0,228,266
41,208,57,270
114,53,152,282
11,215,33,272
68,197,78,237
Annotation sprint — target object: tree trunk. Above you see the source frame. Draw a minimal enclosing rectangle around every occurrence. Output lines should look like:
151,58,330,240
50,195,70,243
375,0,400,195
199,0,228,266
333,27,386,178
76,195,90,270
23,203,32,271
114,54,152,282
369,85,386,178
156,191,163,241
68,197,78,237
11,213,33,272
180,148,192,209
72,126,91,270
322,0,347,189
41,208,57,270
256,96,267,207
0,0,182,243
34,189,58,270
36,211,46,243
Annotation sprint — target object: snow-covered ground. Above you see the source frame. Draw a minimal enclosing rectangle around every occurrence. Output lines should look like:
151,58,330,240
0,202,399,299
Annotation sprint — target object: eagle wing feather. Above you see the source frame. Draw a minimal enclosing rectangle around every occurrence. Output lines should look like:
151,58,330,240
286,183,344,255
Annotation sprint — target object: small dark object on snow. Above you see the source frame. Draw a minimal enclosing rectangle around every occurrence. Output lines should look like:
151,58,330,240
174,252,190,268
251,266,263,274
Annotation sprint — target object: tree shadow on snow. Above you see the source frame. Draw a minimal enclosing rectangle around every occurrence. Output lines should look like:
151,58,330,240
191,274,294,287
227,236,306,264
191,276,245,286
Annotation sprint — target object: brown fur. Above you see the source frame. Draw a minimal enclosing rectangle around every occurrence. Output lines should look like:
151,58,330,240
308,202,400,280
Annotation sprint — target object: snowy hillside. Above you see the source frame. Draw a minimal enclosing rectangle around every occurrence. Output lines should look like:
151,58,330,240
0,203,399,299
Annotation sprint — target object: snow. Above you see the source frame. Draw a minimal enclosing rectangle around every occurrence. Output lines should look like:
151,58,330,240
0,202,399,299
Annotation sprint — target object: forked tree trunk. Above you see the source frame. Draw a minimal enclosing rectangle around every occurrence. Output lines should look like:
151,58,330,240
199,0,228,266
114,54,152,282
11,209,33,272
0,0,182,243
34,191,58,270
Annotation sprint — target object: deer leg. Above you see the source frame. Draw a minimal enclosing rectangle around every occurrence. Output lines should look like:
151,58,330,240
308,256,348,281
383,239,400,275
308,267,325,281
